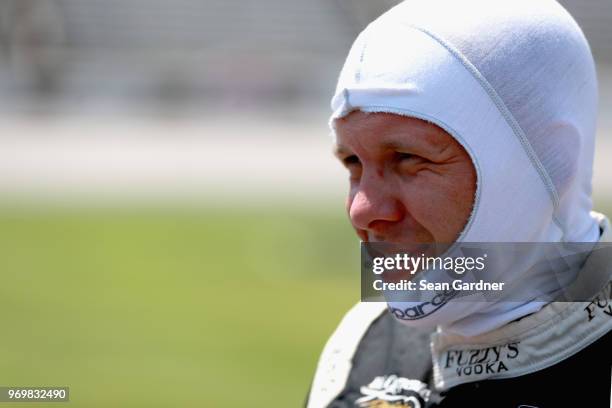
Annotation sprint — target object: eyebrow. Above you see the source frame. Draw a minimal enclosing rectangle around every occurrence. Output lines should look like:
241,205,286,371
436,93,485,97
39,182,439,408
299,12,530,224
333,140,432,163
380,140,424,152
333,124,444,158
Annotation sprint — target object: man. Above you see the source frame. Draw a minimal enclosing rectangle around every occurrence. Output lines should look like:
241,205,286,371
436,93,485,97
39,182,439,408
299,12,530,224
307,0,612,407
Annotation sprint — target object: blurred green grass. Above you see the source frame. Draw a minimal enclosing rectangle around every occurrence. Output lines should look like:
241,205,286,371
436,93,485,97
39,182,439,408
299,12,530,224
2,202,610,407
0,205,360,407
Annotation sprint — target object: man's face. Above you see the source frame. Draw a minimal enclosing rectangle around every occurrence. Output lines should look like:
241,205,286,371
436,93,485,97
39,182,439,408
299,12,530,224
334,111,477,246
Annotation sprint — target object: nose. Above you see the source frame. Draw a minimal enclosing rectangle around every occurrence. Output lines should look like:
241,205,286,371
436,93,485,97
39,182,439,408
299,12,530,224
348,177,404,237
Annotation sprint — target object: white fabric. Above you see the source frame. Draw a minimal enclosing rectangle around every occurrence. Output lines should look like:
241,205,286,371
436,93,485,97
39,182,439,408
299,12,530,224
431,213,612,390
307,302,388,408
330,0,600,335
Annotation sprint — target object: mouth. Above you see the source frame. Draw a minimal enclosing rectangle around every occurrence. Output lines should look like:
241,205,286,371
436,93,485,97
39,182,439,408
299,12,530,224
363,239,428,285
366,232,395,244
367,232,433,254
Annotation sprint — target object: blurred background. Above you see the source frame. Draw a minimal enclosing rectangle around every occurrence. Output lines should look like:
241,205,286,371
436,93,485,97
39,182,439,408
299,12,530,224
0,1,610,407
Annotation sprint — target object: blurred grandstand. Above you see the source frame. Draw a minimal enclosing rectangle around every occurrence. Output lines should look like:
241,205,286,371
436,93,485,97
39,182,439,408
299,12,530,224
0,0,608,116
0,0,400,115
0,0,610,203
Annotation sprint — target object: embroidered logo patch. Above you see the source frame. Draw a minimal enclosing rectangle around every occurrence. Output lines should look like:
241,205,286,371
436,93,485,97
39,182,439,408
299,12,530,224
584,280,612,321
389,290,456,320
443,342,520,377
356,375,431,408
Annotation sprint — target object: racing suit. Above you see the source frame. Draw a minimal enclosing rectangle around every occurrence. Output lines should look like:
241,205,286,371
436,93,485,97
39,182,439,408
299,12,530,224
307,214,612,407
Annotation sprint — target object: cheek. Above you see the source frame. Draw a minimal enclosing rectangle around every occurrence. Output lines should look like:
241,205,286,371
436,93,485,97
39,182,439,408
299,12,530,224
397,171,476,240
396,179,440,224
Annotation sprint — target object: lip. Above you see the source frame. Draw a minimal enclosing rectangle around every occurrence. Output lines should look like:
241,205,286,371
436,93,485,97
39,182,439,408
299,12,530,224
367,233,432,253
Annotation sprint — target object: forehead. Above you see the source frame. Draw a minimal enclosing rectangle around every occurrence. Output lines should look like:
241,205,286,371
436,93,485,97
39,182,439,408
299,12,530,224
333,111,452,154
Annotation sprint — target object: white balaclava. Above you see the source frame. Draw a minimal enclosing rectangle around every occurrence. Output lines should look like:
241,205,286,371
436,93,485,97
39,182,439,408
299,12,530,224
331,0,601,335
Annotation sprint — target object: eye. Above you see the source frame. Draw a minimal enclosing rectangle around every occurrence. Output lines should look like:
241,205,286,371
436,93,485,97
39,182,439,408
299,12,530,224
397,152,413,161
341,155,362,181
395,151,427,174
342,155,361,167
